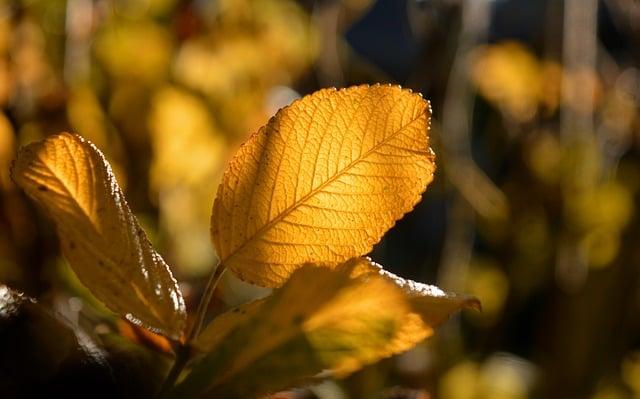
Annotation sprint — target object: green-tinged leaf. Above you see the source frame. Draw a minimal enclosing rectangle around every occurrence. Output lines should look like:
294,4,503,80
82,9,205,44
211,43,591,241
11,133,186,339
172,258,477,398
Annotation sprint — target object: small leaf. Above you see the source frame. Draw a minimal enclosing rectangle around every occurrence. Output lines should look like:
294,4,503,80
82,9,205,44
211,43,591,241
174,259,476,398
211,84,435,287
11,133,186,339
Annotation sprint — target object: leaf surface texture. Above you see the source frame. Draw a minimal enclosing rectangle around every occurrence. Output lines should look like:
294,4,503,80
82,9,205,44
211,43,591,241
212,85,435,286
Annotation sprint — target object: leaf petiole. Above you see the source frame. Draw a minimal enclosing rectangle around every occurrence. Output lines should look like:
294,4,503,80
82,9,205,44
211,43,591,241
187,262,227,342
157,262,227,397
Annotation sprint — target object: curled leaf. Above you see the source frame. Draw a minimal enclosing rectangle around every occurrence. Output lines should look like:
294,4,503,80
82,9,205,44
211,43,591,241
11,133,186,339
175,259,477,398
349,257,481,361
212,84,435,287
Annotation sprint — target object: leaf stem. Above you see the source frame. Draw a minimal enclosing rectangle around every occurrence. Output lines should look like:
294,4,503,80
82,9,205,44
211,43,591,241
187,262,227,342
157,263,227,398
157,343,190,398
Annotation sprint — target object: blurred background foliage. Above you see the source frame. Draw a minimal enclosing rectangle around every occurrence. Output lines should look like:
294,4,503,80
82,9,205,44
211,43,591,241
1,0,640,398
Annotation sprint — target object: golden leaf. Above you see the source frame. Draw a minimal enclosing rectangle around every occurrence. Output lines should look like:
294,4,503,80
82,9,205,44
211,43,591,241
11,133,186,339
178,259,476,398
211,85,435,287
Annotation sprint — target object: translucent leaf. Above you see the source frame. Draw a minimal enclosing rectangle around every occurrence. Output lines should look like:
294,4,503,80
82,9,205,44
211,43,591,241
211,85,435,287
173,259,477,398
11,133,186,339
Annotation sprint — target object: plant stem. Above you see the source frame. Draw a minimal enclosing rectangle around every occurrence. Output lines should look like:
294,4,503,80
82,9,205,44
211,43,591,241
157,263,227,398
157,344,190,398
187,262,227,342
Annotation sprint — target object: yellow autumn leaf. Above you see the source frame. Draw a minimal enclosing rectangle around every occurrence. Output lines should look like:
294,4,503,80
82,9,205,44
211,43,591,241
11,133,186,339
175,258,476,398
211,84,435,287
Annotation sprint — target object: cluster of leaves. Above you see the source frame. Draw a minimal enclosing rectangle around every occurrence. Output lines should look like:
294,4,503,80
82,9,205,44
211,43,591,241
9,85,477,398
5,0,638,396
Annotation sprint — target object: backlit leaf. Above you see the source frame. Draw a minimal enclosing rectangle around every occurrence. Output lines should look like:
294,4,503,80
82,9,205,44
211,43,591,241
11,133,186,339
174,258,476,398
211,85,435,287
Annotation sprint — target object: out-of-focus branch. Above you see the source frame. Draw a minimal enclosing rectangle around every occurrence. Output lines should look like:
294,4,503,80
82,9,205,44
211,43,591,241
64,0,93,84
312,0,345,87
440,0,489,158
437,0,504,291
561,0,598,139
556,0,599,293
